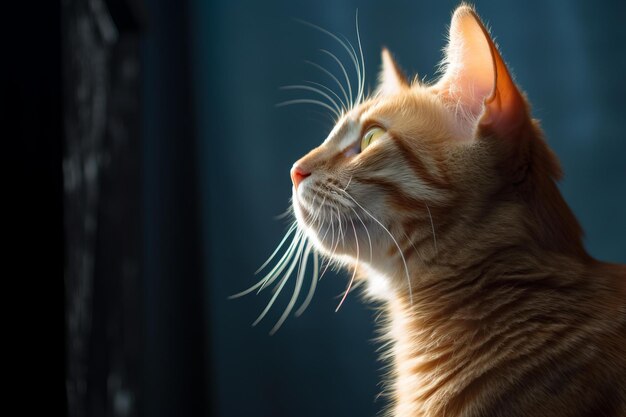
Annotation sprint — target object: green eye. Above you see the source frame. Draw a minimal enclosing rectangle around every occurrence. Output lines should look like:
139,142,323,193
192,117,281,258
360,127,386,151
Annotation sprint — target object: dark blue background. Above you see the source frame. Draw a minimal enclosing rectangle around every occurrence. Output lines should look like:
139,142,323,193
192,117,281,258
142,1,626,416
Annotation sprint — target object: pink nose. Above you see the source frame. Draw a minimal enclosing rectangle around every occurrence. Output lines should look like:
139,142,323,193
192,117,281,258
290,164,311,189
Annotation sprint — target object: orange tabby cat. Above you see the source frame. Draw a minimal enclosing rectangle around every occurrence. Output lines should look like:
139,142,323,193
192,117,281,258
259,5,626,417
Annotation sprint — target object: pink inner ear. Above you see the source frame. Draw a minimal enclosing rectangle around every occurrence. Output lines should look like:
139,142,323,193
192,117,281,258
430,6,526,138
431,8,496,123
377,48,410,96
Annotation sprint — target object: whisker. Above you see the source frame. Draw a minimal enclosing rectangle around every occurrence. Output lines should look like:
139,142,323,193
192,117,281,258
276,99,340,119
280,85,342,115
295,249,319,317
319,49,353,107
343,176,352,191
355,9,366,105
336,204,346,247
425,203,438,256
350,206,373,263
274,206,294,220
305,109,337,129
339,33,361,106
342,179,373,263
269,241,312,334
319,204,341,279
308,194,326,225
304,81,347,113
257,229,304,292
276,234,306,296
403,231,424,264
333,185,414,304
229,228,302,299
336,217,359,311
318,207,335,278
304,60,350,110
255,221,298,274
253,236,307,327
303,192,320,224
296,19,363,110
315,200,332,243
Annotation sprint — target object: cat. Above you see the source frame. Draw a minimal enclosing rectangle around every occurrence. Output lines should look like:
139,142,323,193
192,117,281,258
248,4,626,417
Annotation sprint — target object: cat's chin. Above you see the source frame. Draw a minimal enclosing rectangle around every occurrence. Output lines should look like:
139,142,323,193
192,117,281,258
293,198,374,266
300,222,397,302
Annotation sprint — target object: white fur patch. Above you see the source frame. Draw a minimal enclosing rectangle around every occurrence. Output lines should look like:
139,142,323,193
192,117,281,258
362,264,394,301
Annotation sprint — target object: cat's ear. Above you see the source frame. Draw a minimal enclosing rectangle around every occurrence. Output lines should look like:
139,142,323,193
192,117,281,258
432,5,526,137
376,48,410,96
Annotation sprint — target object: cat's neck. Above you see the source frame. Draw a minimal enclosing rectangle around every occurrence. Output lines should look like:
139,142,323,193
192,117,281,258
376,191,593,416
382,248,593,417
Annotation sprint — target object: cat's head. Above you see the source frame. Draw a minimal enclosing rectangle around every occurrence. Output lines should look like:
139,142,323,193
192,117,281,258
290,5,584,298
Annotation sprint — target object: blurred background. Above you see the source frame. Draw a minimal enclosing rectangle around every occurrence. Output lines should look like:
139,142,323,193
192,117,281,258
12,0,625,416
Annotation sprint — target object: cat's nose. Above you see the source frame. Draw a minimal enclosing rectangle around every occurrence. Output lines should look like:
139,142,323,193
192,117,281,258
290,164,311,189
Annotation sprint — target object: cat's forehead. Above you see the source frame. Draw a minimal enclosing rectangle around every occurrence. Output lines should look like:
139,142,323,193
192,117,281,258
322,100,388,149
322,110,360,149
322,90,442,149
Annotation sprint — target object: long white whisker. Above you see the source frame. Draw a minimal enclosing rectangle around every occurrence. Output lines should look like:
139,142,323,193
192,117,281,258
336,217,359,311
336,204,346,247
257,229,304,292
304,60,350,110
295,249,319,317
316,200,332,244
304,81,347,113
403,231,424,264
255,222,298,274
319,204,341,279
339,33,361,106
334,185,413,304
306,109,337,128
350,206,372,263
269,242,312,334
329,203,336,250
280,85,342,115
355,9,366,105
309,194,326,225
343,177,372,262
294,19,362,106
303,192,320,224
425,203,438,256
276,99,340,119
228,279,268,300
253,236,307,327
321,204,336,273
331,201,346,246
289,235,307,296
274,205,294,220
319,49,353,107
229,229,302,299
343,176,352,191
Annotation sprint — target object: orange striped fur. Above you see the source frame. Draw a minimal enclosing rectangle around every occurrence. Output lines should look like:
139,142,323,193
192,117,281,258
289,5,626,416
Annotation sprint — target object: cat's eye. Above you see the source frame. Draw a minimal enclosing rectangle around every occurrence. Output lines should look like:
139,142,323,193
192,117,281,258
360,127,386,151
